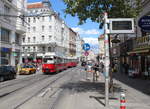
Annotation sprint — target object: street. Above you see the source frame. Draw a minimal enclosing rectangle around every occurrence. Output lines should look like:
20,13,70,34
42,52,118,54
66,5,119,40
0,66,150,109
0,67,76,109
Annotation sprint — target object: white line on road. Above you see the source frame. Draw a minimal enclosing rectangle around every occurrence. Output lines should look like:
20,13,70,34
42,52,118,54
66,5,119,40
38,88,51,97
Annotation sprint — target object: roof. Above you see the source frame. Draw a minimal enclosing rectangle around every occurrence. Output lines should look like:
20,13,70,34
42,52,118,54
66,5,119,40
27,2,43,9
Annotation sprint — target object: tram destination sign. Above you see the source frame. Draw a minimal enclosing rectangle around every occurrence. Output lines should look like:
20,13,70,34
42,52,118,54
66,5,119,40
109,18,134,34
138,16,150,32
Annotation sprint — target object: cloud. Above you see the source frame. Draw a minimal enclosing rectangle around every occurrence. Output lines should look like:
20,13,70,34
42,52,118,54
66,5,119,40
72,27,100,35
83,37,99,45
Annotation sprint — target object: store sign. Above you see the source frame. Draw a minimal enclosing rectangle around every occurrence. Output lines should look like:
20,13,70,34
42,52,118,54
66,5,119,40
1,48,11,52
138,16,150,32
135,36,150,50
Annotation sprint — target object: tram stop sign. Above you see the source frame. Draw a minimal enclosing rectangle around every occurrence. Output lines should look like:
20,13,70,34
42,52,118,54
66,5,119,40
83,43,90,51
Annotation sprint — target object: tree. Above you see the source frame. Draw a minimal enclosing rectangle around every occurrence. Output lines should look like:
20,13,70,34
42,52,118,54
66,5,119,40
63,0,142,26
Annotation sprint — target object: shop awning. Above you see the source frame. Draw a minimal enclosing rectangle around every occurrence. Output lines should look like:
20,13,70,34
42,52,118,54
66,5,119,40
127,49,149,55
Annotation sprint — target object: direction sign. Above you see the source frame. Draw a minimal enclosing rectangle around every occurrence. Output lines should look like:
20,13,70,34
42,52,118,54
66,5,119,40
83,43,90,51
84,51,89,56
138,16,150,32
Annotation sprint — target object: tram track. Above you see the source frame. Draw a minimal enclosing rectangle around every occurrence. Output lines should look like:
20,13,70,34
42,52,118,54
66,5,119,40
0,73,43,89
0,74,51,98
13,68,75,109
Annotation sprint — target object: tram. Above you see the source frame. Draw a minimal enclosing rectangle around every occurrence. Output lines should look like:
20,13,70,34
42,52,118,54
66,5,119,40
42,53,78,74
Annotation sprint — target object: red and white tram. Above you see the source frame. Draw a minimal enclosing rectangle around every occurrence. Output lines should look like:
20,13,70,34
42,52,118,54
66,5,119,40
42,53,78,74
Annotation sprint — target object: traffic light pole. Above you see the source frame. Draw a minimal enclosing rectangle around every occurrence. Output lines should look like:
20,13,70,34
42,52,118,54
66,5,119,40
104,12,110,107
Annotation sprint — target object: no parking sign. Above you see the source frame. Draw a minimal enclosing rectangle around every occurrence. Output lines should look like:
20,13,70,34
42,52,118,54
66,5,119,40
84,51,89,56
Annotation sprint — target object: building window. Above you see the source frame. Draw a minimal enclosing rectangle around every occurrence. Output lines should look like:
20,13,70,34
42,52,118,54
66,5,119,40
42,16,45,21
33,17,36,23
15,33,20,45
4,5,10,21
33,27,36,32
28,18,30,23
42,35,44,41
28,37,30,43
42,46,45,52
33,46,36,51
22,37,25,43
33,37,36,43
1,28,10,43
28,47,30,52
23,47,25,51
42,26,44,31
49,35,52,41
49,26,52,32
28,27,30,32
48,47,51,52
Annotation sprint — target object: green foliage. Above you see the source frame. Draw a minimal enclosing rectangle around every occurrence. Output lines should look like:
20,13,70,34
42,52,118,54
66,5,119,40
63,0,142,25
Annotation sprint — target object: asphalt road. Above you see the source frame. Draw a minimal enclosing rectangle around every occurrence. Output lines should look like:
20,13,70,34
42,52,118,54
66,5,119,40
0,67,78,109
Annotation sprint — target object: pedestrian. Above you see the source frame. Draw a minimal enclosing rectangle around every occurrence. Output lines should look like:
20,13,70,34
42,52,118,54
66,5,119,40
92,62,100,81
124,62,129,75
99,62,104,73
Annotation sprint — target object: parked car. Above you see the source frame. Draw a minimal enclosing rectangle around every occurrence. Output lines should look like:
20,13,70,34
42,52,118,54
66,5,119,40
19,65,36,75
0,66,16,82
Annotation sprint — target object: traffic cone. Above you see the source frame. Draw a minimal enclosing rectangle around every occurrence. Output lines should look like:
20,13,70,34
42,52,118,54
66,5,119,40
120,93,126,109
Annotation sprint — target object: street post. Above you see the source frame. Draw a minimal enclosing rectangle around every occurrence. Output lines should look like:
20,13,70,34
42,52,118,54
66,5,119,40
104,12,110,107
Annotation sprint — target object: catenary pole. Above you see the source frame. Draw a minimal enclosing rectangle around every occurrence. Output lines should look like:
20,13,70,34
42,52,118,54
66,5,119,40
104,12,110,107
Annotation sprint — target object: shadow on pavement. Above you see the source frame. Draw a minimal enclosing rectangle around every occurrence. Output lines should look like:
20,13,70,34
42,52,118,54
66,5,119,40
61,81,126,94
61,81,120,106
113,72,150,96
89,96,118,106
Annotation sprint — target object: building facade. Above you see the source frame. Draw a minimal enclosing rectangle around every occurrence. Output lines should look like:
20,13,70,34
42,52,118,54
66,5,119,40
76,34,83,60
118,0,150,77
0,0,27,66
22,0,79,63
69,28,77,57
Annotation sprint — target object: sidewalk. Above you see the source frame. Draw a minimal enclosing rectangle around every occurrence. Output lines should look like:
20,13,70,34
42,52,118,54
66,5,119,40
54,67,150,109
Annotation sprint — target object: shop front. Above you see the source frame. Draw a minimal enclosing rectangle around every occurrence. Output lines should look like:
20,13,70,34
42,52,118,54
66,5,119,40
0,47,11,65
128,36,150,77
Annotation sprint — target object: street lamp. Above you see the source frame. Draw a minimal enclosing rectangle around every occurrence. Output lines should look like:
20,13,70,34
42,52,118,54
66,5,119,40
111,34,120,43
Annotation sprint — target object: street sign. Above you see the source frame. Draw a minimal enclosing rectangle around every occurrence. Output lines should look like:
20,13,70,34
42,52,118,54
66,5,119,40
84,51,89,56
138,16,150,32
83,43,90,51
109,18,134,34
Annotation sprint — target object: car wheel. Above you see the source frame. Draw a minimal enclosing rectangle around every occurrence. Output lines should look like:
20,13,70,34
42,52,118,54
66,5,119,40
0,76,4,82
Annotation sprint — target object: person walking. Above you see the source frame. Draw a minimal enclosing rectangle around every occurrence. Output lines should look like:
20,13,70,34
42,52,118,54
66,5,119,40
93,62,100,82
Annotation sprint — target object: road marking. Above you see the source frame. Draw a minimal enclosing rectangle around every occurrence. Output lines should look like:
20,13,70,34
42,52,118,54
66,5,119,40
38,88,51,97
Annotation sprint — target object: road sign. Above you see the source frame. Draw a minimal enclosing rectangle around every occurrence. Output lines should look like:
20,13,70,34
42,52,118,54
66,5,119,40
109,18,134,34
138,16,150,32
83,43,90,51
84,51,89,56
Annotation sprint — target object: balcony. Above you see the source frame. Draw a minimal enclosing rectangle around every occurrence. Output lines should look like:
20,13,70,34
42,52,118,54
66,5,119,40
16,18,26,34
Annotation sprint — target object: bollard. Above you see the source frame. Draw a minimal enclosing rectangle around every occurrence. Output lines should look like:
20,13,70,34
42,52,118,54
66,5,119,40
120,93,126,109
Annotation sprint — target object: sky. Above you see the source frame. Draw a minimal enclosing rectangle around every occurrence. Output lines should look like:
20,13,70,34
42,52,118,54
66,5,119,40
27,0,104,54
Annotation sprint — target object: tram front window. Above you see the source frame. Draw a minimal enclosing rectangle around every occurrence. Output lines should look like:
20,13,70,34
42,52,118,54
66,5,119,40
43,58,54,64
